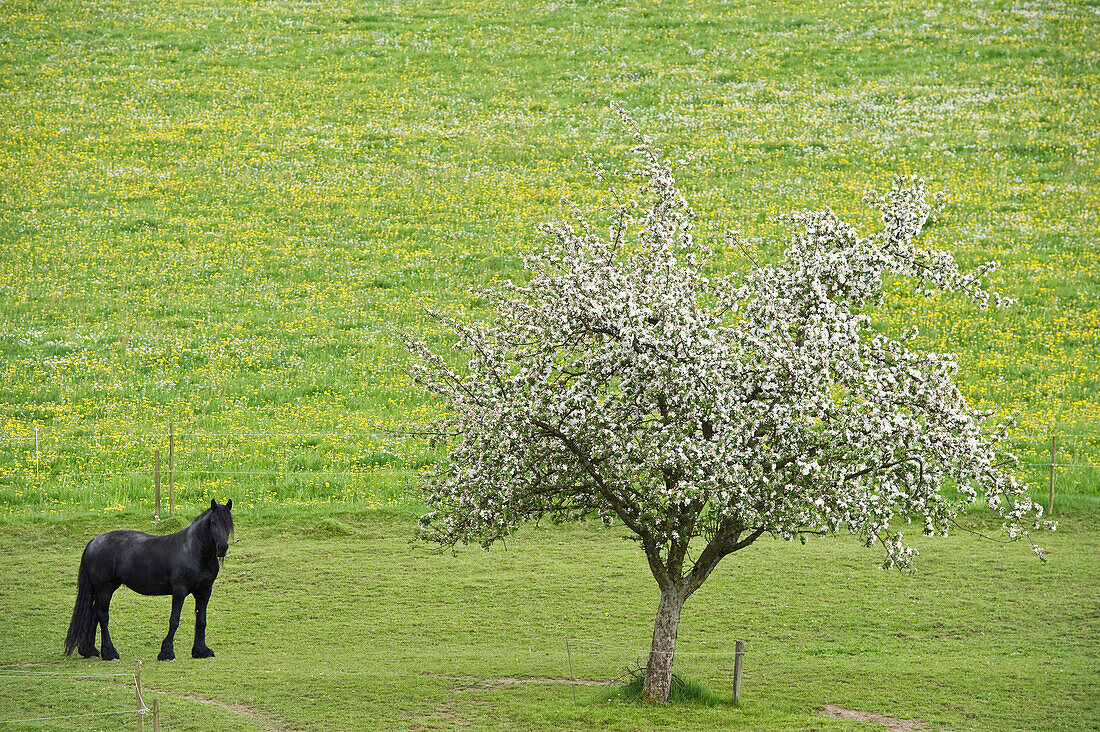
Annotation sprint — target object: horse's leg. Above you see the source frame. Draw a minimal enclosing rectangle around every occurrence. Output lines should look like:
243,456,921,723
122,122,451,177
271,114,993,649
191,585,215,659
96,588,119,661
158,592,186,661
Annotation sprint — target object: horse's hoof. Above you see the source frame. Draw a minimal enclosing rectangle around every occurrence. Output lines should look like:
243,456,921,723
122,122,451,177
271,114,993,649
80,649,100,659
157,652,175,661
192,648,215,659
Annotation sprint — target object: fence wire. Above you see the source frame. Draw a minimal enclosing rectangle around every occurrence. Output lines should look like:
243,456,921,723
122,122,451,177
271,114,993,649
0,668,148,726
1,429,1097,516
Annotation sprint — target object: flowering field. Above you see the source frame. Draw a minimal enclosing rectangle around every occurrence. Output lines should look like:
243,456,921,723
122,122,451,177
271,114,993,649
1,0,1097,516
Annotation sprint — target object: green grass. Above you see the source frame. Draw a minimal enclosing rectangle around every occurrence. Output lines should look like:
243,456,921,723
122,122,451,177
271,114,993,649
0,1,1097,725
0,0,1098,514
0,508,1096,730
599,668,733,707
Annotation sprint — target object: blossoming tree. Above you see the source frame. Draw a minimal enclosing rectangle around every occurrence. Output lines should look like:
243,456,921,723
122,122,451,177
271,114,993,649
406,107,1048,703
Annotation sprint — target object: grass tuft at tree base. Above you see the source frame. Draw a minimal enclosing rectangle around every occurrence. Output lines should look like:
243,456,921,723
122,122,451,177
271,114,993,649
598,664,733,707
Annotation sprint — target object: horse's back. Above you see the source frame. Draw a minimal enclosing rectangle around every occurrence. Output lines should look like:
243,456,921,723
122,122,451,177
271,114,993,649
84,529,156,560
83,530,179,596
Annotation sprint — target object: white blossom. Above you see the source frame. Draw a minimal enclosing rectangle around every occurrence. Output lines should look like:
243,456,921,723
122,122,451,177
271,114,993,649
406,104,1050,582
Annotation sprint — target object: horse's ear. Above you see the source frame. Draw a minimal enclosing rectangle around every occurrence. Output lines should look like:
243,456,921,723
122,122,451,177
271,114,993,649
226,498,232,510
211,499,217,511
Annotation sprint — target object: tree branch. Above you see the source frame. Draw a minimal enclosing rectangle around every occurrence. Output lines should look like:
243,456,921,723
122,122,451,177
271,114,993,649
529,418,666,584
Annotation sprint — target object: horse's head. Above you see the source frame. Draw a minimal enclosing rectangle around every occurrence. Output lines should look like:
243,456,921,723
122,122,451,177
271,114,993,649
208,499,234,560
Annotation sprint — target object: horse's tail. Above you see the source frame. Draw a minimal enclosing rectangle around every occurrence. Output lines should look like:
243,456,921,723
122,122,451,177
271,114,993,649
64,552,96,656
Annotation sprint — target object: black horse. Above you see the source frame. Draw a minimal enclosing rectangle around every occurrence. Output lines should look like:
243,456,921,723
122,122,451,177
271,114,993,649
64,499,234,661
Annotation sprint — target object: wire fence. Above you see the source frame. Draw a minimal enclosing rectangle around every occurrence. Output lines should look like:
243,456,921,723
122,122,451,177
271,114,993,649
0,626,1054,723
4,428,1098,475
0,427,430,476
0,426,1097,515
0,424,435,514
559,621,1055,707
0,664,151,727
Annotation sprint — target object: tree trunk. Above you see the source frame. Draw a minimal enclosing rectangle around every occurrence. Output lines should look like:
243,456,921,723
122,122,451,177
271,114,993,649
642,587,687,703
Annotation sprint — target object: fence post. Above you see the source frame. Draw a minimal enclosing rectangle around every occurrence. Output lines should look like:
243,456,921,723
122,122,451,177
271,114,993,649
154,450,162,520
1048,435,1056,517
135,659,144,732
733,640,744,705
152,698,160,732
168,423,175,516
566,638,576,705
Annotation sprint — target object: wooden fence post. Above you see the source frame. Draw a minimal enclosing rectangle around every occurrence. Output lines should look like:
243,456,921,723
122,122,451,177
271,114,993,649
152,698,160,732
1049,435,1056,517
135,659,144,732
566,638,576,705
154,450,161,520
168,423,175,516
733,640,744,705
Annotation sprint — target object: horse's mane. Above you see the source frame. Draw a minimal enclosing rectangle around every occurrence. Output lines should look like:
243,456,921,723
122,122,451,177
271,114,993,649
187,504,234,566
189,503,233,526
188,504,234,541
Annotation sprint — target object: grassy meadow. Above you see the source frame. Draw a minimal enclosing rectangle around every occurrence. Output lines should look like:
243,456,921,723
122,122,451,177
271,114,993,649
1,0,1098,515
0,509,1097,731
1,0,1098,728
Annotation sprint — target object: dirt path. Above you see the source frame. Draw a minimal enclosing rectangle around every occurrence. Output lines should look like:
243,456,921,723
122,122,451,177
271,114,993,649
145,684,300,732
820,704,923,730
